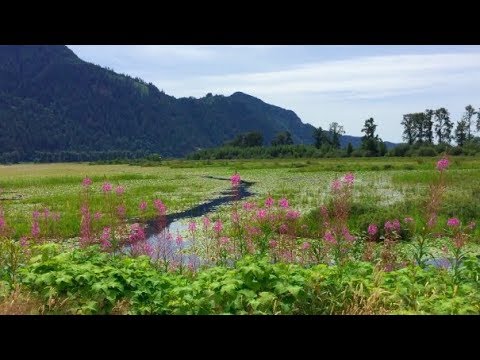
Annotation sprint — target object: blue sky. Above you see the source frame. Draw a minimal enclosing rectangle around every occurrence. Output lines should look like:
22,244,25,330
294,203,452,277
67,45,480,143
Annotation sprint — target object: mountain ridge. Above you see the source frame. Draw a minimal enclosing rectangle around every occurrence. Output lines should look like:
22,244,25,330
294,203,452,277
0,45,396,161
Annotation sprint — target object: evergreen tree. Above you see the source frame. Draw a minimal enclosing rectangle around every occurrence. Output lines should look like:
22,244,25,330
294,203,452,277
346,142,353,156
463,105,476,140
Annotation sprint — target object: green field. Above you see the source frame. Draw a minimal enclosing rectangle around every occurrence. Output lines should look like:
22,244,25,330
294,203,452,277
1,157,480,314
1,157,479,239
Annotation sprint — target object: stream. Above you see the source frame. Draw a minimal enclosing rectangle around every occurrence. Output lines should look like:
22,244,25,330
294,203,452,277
135,176,470,270
139,176,255,265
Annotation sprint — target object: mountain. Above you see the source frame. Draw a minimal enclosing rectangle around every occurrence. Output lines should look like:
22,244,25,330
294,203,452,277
0,45,395,162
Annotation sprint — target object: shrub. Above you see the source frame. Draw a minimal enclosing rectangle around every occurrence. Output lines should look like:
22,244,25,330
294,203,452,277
418,147,437,157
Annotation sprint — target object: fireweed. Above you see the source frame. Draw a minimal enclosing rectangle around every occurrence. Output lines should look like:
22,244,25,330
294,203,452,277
319,173,357,265
443,218,474,283
3,157,476,282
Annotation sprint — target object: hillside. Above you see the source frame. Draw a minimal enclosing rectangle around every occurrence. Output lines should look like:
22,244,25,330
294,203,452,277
0,45,393,162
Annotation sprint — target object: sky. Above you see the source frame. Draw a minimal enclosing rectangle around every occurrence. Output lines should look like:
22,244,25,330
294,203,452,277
67,45,480,143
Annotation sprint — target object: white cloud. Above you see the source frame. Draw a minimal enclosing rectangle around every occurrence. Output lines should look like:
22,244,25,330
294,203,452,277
162,52,480,100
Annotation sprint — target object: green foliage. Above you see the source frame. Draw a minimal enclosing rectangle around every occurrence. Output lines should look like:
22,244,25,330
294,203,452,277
346,142,353,156
417,146,438,157
0,46,316,161
271,131,294,146
0,237,27,285
225,131,264,148
17,246,480,314
20,244,184,314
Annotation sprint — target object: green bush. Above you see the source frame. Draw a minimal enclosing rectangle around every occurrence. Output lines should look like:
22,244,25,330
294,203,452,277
417,147,437,157
15,244,480,314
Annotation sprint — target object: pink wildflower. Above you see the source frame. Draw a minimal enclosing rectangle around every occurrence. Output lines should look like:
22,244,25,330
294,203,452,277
279,198,289,208
231,173,241,187
188,221,197,232
269,240,278,248
139,200,148,212
213,220,223,233
202,216,210,229
220,237,229,245
331,179,342,192
176,234,183,246
256,209,267,220
286,210,300,220
247,226,262,236
302,241,311,250
279,224,288,234
32,210,40,220
242,202,255,210
384,219,401,233
31,221,40,238
101,240,112,251
265,196,274,207
153,199,167,215
94,212,102,220
129,224,146,244
82,177,92,187
102,182,112,193
368,223,378,236
436,157,449,172
20,236,29,247
117,205,126,218
101,227,111,242
342,227,356,242
115,186,125,195
447,218,460,227
343,172,355,185
324,231,336,244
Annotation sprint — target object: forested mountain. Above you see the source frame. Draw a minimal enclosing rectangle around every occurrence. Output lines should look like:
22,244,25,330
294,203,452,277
0,45,390,162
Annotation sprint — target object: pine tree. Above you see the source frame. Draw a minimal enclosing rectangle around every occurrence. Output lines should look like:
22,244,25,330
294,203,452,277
346,142,353,156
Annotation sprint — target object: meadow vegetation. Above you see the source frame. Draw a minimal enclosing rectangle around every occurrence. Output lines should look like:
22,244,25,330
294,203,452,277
0,156,479,314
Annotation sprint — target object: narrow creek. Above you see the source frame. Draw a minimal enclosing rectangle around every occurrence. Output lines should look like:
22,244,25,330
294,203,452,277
139,176,255,265
134,176,467,270
145,176,255,237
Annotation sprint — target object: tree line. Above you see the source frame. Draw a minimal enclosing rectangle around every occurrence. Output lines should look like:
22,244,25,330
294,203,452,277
401,105,480,147
188,106,480,160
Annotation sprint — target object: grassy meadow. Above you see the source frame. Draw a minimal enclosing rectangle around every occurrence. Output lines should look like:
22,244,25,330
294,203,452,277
1,157,479,239
1,156,480,314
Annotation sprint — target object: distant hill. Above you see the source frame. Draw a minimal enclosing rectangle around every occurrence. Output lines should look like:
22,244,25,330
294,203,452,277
0,45,396,162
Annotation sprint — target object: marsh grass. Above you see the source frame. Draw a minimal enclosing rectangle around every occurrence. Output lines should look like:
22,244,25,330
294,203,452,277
1,158,480,240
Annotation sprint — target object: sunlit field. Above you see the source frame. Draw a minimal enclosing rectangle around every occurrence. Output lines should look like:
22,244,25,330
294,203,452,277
1,156,479,314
